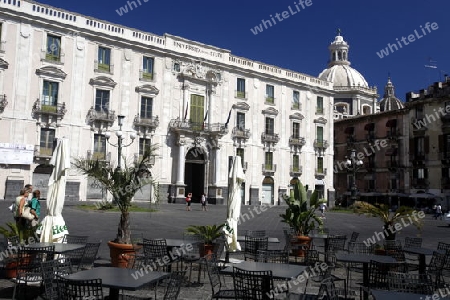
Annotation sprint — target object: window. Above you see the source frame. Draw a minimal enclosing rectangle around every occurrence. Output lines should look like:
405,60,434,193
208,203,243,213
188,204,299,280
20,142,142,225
173,62,180,72
292,91,300,109
413,168,427,180
265,152,273,169
93,134,106,160
292,154,300,171
42,80,59,107
317,157,324,173
236,78,246,98
292,122,300,139
142,56,154,80
237,112,245,130
40,128,55,156
316,126,324,146
95,89,110,112
415,137,424,156
237,148,245,168
266,84,274,104
416,105,424,119
190,94,204,130
140,96,153,119
390,179,397,190
139,138,151,156
316,96,324,114
97,46,111,72
265,117,274,135
46,34,61,61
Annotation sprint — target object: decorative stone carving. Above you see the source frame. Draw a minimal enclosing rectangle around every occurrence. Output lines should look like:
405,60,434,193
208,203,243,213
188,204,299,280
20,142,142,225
314,117,328,124
0,58,9,70
36,66,67,80
89,76,117,88
135,84,160,96
232,102,250,111
289,113,304,120
262,107,279,116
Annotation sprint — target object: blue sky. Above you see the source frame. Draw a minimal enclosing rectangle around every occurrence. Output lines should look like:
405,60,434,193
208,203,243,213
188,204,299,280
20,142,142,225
36,0,449,101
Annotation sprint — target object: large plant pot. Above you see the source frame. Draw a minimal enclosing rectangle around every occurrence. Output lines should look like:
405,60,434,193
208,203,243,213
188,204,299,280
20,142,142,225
199,243,215,257
291,235,312,257
5,255,31,279
108,241,140,268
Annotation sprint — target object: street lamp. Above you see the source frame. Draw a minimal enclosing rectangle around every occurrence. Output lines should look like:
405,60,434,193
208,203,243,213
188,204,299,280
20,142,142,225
345,149,363,204
105,115,136,171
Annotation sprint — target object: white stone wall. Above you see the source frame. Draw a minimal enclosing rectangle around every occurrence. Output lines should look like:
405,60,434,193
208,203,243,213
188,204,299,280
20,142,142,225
0,0,334,204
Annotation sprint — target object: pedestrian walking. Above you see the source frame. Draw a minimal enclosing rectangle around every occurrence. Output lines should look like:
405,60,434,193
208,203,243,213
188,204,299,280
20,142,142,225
435,203,442,220
320,202,327,218
201,193,208,211
185,192,192,211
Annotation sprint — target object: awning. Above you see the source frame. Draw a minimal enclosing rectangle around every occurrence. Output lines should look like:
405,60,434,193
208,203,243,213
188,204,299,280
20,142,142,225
344,126,355,134
315,179,325,185
386,119,397,127
385,148,398,156
409,193,441,199
364,123,375,131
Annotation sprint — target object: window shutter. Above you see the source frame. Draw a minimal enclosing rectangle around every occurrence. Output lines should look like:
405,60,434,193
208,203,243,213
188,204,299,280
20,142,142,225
424,136,430,154
439,135,444,153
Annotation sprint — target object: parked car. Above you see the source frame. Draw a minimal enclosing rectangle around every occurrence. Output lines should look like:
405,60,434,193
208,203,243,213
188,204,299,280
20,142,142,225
444,212,450,226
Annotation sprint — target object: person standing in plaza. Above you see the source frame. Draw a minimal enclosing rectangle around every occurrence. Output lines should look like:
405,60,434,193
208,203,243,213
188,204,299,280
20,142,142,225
201,193,208,211
29,190,41,227
435,203,443,220
24,184,33,201
185,192,192,211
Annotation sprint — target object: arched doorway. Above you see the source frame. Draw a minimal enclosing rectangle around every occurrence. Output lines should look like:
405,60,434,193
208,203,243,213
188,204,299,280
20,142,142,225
262,177,274,205
185,148,205,203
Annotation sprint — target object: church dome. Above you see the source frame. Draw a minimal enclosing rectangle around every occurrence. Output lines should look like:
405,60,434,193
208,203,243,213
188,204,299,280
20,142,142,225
379,77,404,111
318,31,369,88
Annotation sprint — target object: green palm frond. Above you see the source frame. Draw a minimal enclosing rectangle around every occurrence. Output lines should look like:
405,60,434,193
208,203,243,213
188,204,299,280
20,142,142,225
185,224,225,244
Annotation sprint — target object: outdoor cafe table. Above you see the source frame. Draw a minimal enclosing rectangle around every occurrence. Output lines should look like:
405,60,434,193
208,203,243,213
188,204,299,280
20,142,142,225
370,289,450,300
221,261,307,280
334,251,398,300
403,247,445,274
237,236,280,243
308,233,330,261
24,242,85,254
65,266,168,300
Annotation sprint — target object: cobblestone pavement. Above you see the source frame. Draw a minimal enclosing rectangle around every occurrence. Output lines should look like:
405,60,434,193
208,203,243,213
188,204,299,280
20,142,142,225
0,200,447,299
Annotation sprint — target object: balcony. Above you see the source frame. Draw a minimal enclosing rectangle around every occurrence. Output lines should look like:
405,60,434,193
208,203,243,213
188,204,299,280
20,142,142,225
87,107,116,128
34,145,53,162
265,96,275,105
139,70,156,81
313,139,329,149
409,152,427,162
232,127,251,140
262,164,276,175
32,99,67,121
0,94,7,113
168,119,228,137
291,103,302,110
316,107,324,115
41,49,65,64
235,90,247,99
289,136,306,147
133,115,159,133
261,132,279,144
412,178,429,189
94,60,114,74
315,168,327,178
86,150,111,163
290,165,303,177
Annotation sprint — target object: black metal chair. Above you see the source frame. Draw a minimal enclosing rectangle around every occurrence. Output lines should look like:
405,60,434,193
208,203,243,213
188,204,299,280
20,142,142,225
142,238,173,272
403,237,422,272
202,254,235,299
404,237,422,248
346,232,360,251
427,250,447,289
244,236,268,261
383,239,402,250
233,267,274,300
12,245,55,300
41,258,74,300
244,230,267,237
77,242,101,270
256,249,289,264
387,271,433,294
360,259,403,298
56,275,103,300
62,234,89,244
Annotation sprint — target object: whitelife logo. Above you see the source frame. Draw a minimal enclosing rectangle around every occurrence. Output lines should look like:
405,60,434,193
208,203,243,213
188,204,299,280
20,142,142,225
376,22,439,58
250,0,313,35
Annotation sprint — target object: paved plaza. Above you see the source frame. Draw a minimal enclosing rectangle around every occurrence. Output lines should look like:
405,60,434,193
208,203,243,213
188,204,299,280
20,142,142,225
0,200,448,299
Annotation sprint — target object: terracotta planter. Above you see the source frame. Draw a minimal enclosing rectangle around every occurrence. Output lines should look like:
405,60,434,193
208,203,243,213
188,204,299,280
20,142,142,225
291,235,312,257
199,243,215,257
374,249,386,256
108,241,141,268
5,255,31,279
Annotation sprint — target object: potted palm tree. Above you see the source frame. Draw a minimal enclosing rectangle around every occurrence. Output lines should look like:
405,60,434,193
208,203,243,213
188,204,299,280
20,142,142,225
353,201,424,241
185,223,225,257
280,180,323,256
72,144,158,267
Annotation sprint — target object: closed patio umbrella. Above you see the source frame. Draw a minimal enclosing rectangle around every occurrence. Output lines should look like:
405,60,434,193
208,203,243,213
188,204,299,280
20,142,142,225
37,138,70,242
224,156,245,252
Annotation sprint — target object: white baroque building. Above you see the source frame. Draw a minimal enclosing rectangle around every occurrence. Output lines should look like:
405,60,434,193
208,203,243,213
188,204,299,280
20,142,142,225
0,0,335,205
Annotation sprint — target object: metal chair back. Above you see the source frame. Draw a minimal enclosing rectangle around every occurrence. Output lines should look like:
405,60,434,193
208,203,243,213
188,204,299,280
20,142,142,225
56,275,103,300
233,267,274,300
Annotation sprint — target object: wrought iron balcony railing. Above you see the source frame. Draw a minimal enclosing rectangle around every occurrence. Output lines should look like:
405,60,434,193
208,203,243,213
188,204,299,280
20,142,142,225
87,107,116,127
232,127,251,139
290,165,303,176
86,150,111,162
289,136,306,147
32,99,67,117
262,164,277,174
133,115,159,130
169,119,228,135
313,139,329,149
261,132,279,144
